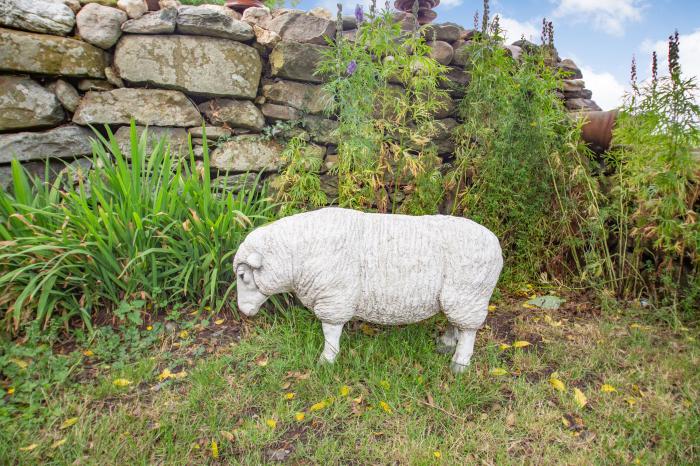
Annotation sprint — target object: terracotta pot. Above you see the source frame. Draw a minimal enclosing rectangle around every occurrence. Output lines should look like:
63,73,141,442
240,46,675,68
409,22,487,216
145,0,160,11
580,110,618,153
226,0,264,13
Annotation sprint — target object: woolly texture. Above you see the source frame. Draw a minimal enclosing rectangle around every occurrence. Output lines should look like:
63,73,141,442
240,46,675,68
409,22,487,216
234,207,503,329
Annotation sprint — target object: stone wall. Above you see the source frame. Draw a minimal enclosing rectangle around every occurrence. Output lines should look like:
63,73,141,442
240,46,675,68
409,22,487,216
0,0,601,191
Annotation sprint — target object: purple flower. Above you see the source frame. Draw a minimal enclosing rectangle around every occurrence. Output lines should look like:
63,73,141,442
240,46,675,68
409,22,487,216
354,4,364,24
346,60,357,76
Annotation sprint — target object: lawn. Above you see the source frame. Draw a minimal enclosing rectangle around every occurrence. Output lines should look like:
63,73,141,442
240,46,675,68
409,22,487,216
2,293,698,464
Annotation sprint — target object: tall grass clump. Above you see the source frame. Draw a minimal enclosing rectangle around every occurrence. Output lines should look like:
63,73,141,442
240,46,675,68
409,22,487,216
314,4,448,214
0,123,276,337
447,18,584,285
580,34,700,315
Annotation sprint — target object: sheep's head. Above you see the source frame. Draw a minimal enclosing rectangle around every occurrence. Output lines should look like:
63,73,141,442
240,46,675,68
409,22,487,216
236,252,268,317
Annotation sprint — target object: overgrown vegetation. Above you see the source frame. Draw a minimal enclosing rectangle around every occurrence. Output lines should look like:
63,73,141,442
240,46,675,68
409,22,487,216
0,124,275,337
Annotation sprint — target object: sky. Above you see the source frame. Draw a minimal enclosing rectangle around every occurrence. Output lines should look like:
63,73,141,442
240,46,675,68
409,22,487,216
294,0,700,110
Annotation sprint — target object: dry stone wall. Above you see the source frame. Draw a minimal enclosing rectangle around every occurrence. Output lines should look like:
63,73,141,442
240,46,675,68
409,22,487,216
0,0,601,190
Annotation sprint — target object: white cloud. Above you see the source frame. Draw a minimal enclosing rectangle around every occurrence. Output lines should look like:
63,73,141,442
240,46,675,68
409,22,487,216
642,29,700,82
552,0,644,36
497,15,540,43
579,65,628,110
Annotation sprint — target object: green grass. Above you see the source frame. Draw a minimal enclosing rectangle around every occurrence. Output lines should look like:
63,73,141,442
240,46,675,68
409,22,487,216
2,297,698,464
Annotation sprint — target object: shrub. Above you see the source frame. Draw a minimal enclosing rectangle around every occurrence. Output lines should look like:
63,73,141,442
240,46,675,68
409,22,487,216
0,123,276,337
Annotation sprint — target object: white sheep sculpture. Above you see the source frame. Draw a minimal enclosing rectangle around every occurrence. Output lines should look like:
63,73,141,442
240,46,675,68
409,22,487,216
233,207,503,372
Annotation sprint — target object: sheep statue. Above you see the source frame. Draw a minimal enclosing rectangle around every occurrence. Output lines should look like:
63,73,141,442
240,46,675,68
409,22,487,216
233,207,503,373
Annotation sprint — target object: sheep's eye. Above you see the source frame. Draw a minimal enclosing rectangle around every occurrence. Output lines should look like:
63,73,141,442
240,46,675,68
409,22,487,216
238,272,245,280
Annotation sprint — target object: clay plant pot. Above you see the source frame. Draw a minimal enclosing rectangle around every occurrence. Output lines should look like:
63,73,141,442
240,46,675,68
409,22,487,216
145,0,160,11
226,0,264,13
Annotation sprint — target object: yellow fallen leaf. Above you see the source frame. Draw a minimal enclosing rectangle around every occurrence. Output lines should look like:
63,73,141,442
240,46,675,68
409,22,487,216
490,368,508,376
284,392,295,400
60,417,78,429
19,443,38,452
310,401,327,412
83,350,94,357
220,430,235,441
179,330,189,339
339,385,351,397
625,396,637,406
51,439,66,449
352,394,363,404
433,450,442,458
499,343,511,351
265,418,277,429
379,380,390,390
10,358,28,369
544,314,563,327
601,384,616,393
522,303,537,309
214,319,224,325
173,370,187,379
295,411,305,421
561,416,571,427
379,401,392,414
112,378,132,387
573,388,588,408
513,340,531,348
255,354,269,367
211,440,219,459
360,323,377,336
549,377,566,392
158,368,173,381
488,304,496,312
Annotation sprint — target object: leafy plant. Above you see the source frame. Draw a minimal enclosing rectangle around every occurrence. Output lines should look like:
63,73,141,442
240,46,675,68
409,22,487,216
0,123,276,337
316,6,449,214
274,134,327,216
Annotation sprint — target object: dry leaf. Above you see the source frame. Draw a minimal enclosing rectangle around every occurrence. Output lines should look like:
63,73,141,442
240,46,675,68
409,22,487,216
59,417,78,429
499,343,511,351
211,440,219,459
573,388,588,408
360,323,377,336
220,430,235,441
255,354,269,367
112,378,132,387
19,443,38,452
549,377,566,392
490,367,508,376
214,319,225,325
512,340,531,348
625,396,637,406
310,401,327,412
10,358,28,369
51,439,67,449
505,412,516,427
379,401,392,414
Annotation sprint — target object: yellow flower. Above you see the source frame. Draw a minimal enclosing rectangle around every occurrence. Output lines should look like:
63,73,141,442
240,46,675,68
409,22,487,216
488,304,496,312
284,392,295,400
379,401,392,414
179,330,189,339
158,368,173,381
146,325,153,331
266,418,277,429
601,384,616,393
339,385,351,397
433,450,442,459
8,387,15,395
379,380,390,390
83,349,94,357
295,412,305,422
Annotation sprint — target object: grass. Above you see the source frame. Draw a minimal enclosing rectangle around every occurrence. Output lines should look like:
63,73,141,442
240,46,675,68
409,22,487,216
2,294,698,464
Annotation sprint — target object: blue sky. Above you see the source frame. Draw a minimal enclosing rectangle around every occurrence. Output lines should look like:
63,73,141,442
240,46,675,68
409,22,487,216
295,0,700,110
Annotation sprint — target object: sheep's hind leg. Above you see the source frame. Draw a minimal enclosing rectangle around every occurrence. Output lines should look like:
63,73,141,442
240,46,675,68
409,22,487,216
450,328,478,374
319,321,345,364
436,324,459,354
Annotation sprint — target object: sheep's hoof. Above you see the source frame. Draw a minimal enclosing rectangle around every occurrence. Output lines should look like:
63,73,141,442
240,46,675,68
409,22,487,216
436,341,457,355
318,353,336,365
450,361,470,374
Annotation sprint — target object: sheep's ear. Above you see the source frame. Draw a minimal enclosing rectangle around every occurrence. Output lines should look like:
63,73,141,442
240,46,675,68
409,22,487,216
247,252,262,269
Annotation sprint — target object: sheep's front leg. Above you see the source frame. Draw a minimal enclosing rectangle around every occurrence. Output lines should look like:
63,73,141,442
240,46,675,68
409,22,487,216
436,324,459,354
319,321,345,364
450,328,477,374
